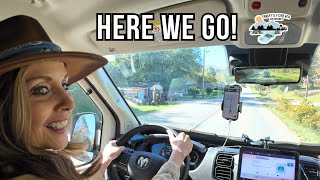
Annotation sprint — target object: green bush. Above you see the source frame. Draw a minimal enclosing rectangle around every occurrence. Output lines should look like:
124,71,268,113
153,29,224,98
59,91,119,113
275,85,286,91
291,90,300,97
288,84,301,90
293,100,318,125
275,97,320,129
188,88,200,98
206,88,213,96
142,99,147,105
276,97,290,111
304,114,320,128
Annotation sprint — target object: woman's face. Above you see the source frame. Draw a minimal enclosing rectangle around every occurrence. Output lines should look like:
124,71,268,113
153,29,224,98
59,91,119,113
25,62,75,150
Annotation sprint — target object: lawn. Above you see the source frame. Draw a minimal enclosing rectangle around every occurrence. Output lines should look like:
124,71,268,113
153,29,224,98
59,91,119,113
127,90,223,116
257,88,320,103
270,71,300,82
127,101,178,116
305,93,320,102
181,90,223,100
270,89,312,103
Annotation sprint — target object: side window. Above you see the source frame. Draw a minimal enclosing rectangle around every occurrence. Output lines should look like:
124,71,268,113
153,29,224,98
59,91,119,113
68,83,102,163
69,83,102,120
69,83,102,165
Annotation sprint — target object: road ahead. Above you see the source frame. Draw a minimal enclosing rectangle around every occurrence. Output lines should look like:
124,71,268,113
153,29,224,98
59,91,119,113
138,88,300,143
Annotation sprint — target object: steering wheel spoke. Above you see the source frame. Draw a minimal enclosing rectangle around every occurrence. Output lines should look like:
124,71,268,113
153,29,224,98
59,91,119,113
113,148,135,171
118,148,135,166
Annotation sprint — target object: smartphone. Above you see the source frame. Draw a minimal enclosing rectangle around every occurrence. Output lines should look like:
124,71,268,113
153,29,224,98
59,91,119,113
222,85,241,120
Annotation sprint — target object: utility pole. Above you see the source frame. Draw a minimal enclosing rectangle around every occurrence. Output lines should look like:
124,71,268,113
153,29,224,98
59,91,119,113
202,48,210,99
202,49,206,99
305,75,309,100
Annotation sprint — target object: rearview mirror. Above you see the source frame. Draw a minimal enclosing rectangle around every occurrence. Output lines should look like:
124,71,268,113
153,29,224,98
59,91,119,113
234,66,302,85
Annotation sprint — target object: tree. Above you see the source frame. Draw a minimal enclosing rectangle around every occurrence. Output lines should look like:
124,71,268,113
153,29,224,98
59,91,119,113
266,25,274,30
109,48,202,90
71,116,93,150
215,70,234,84
104,61,129,87
188,87,200,99
70,84,102,119
169,78,187,91
204,66,217,83
309,53,320,87
206,87,213,96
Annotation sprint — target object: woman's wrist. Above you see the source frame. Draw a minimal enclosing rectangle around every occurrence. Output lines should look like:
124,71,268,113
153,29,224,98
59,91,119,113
100,156,113,174
168,150,185,166
98,170,105,179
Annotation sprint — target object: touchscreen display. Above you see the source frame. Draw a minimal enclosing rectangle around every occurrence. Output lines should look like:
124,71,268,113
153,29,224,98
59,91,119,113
239,148,298,180
222,88,240,119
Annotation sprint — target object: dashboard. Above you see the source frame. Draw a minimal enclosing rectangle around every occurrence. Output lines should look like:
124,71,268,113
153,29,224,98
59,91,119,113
150,143,319,180
188,146,320,180
130,134,320,180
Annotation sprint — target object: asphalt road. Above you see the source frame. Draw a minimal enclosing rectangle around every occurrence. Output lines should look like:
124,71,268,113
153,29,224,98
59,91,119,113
138,88,300,143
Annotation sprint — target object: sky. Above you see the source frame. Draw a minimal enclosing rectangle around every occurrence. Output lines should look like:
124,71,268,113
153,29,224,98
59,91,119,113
200,45,229,70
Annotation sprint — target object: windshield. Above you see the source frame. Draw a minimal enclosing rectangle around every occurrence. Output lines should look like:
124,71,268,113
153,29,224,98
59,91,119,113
104,45,320,145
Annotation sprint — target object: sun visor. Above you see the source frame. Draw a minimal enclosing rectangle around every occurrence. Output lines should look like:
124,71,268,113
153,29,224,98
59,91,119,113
90,0,227,55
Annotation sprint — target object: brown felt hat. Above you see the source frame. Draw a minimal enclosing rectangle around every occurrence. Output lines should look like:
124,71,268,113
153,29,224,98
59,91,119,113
0,15,108,84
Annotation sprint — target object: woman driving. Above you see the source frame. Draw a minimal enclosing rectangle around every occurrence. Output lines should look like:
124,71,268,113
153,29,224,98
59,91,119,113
0,15,193,180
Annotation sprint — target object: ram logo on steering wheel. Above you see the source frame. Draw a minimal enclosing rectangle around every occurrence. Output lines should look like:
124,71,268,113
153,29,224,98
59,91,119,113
137,156,149,168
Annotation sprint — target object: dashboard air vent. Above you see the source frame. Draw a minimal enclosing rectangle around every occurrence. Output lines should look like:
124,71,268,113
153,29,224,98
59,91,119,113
216,153,233,167
215,166,232,180
213,152,235,180
301,162,319,180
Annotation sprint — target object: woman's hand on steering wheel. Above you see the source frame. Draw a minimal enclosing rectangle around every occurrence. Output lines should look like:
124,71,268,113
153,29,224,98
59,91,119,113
100,140,125,173
107,125,192,180
167,130,193,166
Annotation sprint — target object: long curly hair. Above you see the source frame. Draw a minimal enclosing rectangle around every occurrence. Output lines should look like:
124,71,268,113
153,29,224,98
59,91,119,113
0,67,102,179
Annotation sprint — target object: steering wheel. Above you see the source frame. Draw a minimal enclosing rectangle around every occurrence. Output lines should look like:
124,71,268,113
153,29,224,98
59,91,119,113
107,124,190,180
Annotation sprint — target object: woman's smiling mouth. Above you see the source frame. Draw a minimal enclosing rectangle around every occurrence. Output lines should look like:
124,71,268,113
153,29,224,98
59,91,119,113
46,120,68,133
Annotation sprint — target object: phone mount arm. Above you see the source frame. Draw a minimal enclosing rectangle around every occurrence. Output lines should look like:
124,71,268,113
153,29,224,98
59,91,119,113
260,137,275,149
238,102,243,113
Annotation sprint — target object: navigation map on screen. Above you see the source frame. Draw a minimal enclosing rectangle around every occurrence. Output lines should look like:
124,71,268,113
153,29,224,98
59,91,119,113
239,149,297,180
222,88,240,119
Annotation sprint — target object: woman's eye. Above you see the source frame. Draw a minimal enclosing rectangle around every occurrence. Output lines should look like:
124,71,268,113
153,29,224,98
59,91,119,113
32,86,49,95
62,83,69,90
